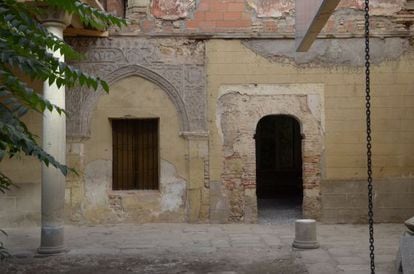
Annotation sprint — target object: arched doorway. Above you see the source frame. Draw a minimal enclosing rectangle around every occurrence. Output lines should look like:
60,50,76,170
255,115,303,222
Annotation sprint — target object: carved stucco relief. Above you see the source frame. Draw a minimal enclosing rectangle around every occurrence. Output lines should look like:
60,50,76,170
65,37,206,139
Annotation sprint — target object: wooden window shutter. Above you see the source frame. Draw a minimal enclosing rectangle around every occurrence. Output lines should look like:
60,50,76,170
112,119,159,190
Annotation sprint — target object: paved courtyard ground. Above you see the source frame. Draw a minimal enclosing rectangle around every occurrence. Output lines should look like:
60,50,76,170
0,223,406,274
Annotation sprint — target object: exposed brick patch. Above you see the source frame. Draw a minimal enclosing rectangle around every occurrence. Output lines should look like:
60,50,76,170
215,20,251,29
217,85,324,222
151,0,197,20
106,0,125,17
205,12,223,21
186,0,252,32
141,20,155,32
263,20,278,32
223,12,242,20
227,2,246,12
106,0,407,36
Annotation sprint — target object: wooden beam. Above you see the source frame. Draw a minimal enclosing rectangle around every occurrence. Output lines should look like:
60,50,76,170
295,0,341,52
64,27,108,37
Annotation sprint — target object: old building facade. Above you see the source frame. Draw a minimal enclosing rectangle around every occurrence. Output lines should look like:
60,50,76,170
1,0,414,226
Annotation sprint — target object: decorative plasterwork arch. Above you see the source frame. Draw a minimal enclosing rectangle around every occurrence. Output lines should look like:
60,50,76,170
66,37,207,140
103,64,190,131
68,65,190,139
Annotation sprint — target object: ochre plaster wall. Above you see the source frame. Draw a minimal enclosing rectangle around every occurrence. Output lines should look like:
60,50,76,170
206,39,414,223
0,112,42,226
70,76,189,223
2,37,414,226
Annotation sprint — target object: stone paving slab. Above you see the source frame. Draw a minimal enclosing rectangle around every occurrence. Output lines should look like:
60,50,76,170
0,223,406,273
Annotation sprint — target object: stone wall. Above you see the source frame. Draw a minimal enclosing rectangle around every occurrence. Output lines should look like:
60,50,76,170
216,84,324,222
207,39,414,223
1,36,414,225
107,0,413,38
68,76,188,223
64,37,209,224
321,179,414,223
0,111,42,227
0,37,210,226
1,0,414,226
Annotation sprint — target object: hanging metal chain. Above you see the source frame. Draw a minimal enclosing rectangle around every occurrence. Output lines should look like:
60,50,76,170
364,0,375,273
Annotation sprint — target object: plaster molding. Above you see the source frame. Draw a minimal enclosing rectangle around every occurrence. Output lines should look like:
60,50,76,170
179,131,209,140
66,37,206,139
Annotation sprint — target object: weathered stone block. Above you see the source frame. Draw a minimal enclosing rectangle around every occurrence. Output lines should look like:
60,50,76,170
0,198,17,213
210,182,229,214
244,188,257,223
376,179,413,193
187,188,201,223
346,194,367,208
376,193,414,209
321,180,367,194
321,194,347,209
375,209,414,223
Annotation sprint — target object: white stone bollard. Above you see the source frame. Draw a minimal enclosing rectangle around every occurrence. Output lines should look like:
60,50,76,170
405,216,414,235
292,219,320,249
396,216,414,273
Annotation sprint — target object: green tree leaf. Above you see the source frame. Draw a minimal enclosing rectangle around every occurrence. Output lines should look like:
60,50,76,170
0,0,126,259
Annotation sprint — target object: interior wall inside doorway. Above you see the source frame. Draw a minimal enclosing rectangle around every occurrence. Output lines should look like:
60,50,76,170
256,115,303,199
256,115,303,223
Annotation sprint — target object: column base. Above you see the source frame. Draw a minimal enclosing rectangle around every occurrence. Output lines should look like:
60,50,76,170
292,240,320,249
38,226,66,255
37,246,67,255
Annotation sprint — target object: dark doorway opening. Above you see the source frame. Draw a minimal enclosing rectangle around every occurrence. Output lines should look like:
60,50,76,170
255,115,303,223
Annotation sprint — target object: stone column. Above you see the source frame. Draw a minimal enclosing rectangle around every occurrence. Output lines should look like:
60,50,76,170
38,10,71,255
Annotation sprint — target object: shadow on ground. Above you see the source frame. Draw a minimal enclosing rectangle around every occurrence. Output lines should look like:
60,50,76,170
0,253,307,274
258,197,302,224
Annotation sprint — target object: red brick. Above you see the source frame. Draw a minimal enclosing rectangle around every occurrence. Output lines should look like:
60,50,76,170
263,21,277,32
162,24,174,32
223,12,242,20
151,0,192,20
205,11,223,21
186,20,200,29
227,2,245,12
106,0,125,17
209,1,228,11
192,11,205,21
198,21,217,31
198,1,209,11
241,12,252,20
215,20,250,28
141,20,155,32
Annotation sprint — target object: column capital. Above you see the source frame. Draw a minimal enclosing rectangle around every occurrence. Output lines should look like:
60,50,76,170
36,6,72,29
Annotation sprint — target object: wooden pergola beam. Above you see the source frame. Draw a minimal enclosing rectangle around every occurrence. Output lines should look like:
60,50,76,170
296,0,341,52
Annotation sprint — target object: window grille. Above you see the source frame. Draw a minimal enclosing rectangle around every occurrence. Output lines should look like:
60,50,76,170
112,118,159,190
